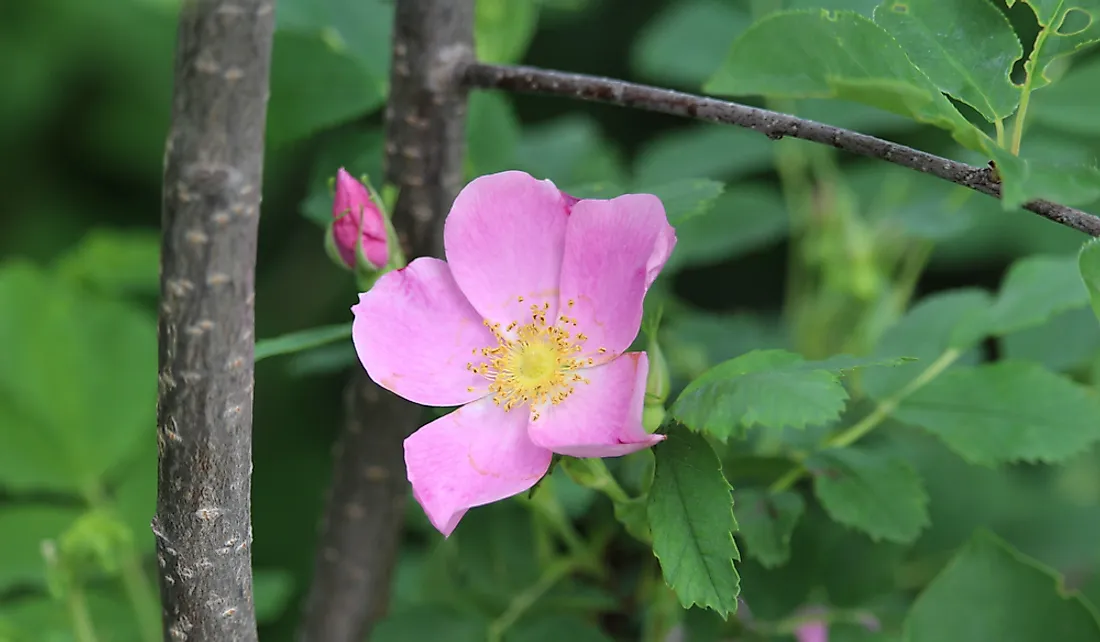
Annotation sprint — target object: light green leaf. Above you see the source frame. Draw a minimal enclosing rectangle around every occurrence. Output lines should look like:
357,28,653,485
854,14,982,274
987,146,1100,210
466,91,521,177
255,322,352,362
991,254,1090,334
276,0,393,79
873,0,1023,122
904,531,1100,642
0,506,79,592
648,425,740,617
1007,0,1100,90
705,10,987,150
630,0,752,88
733,489,804,568
1080,238,1100,323
808,448,930,543
476,0,539,63
268,30,385,147
1031,57,1100,135
0,263,155,493
633,124,776,185
894,361,1100,465
254,568,296,623
645,178,726,227
671,349,905,439
664,185,789,273
54,229,160,296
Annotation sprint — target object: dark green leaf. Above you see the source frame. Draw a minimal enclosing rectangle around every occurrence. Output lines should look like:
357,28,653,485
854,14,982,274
300,127,384,227
648,425,741,617
476,0,539,63
515,115,627,187
904,531,1100,642
1032,57,1100,135
374,608,491,642
255,323,352,362
276,0,393,78
873,0,1023,121
664,185,789,273
1001,307,1100,373
630,0,752,88
733,489,804,568
991,254,1089,334
633,124,776,185
808,447,930,543
894,361,1100,465
506,615,613,642
1007,0,1100,90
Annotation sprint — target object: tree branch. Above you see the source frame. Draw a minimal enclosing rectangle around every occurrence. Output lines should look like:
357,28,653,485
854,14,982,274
153,0,275,640
297,1,474,641
463,62,1100,238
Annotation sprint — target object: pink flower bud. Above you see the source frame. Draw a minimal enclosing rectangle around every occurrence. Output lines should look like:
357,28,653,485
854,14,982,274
330,168,388,271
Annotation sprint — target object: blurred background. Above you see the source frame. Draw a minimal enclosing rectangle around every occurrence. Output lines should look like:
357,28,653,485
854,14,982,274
2,0,1099,640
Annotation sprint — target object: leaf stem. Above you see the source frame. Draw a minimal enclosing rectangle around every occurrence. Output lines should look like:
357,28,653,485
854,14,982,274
67,581,101,642
120,553,162,642
1010,29,1050,155
769,348,961,493
487,559,577,642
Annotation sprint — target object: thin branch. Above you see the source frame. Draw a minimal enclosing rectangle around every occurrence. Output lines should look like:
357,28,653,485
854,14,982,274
463,63,1100,238
154,0,275,640
297,1,474,641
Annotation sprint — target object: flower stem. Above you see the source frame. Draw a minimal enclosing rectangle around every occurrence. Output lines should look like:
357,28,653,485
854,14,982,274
1010,29,1050,155
487,559,577,642
769,348,961,493
67,582,101,642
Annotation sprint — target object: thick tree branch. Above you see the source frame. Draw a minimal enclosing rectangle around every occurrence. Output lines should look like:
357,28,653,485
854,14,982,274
463,63,1100,238
297,2,474,641
153,0,275,640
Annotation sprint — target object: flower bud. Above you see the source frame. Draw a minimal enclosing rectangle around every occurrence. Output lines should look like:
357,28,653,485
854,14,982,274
327,168,389,273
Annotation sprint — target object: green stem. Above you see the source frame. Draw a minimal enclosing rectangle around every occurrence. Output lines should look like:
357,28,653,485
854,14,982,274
120,552,162,642
523,489,604,577
769,348,961,493
1010,28,1050,155
577,458,631,504
67,582,101,642
488,559,577,642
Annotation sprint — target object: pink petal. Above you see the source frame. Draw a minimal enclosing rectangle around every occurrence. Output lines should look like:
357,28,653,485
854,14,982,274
795,621,828,642
333,168,388,269
444,170,573,330
527,352,664,458
352,257,493,406
405,397,553,536
557,194,676,363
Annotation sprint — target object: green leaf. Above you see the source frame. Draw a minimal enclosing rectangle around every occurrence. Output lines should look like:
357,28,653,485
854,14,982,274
630,0,752,88
466,91,521,178
276,0,393,79
648,425,741,617
0,506,79,593
1031,57,1100,135
54,229,160,296
664,185,789,273
255,322,352,362
733,489,804,568
254,568,296,623
671,349,905,439
705,10,986,150
807,447,930,543
515,115,627,187
987,146,1100,210
374,608,491,642
646,178,726,226
633,124,775,185
872,0,1023,122
476,0,539,63
0,263,155,493
1080,238,1100,323
991,254,1090,334
267,30,385,147
505,615,613,642
904,531,1100,642
1001,307,1100,373
893,361,1100,465
1007,0,1100,90
0,590,137,642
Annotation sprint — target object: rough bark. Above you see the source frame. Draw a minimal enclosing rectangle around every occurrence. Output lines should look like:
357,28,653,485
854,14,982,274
153,0,275,640
297,1,474,641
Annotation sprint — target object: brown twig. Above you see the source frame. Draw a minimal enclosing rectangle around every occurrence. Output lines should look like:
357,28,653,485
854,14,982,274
296,1,474,641
153,0,275,639
463,62,1100,237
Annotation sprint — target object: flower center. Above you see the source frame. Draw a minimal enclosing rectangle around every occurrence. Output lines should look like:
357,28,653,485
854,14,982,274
468,300,602,419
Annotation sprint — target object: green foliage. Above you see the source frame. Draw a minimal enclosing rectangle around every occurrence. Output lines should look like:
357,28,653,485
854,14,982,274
1006,0,1100,91
255,322,353,362
1081,239,1100,323
476,0,540,64
732,489,804,568
991,254,1090,334
648,426,741,617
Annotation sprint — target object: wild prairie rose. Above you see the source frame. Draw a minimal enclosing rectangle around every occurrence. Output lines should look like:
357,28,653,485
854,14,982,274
329,167,388,271
351,170,676,536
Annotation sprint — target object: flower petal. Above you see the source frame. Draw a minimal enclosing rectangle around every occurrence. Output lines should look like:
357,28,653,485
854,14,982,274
352,257,493,406
405,397,553,536
444,170,572,328
527,352,664,458
558,194,676,362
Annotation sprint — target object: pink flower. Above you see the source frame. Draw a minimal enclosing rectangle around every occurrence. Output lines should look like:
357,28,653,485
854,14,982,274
331,168,388,270
351,170,677,536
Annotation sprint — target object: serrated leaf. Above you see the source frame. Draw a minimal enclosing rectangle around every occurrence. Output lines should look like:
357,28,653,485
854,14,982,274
630,0,752,88
476,0,539,64
705,9,986,150
873,0,1022,122
1080,238,1100,323
894,361,1100,465
645,178,725,226
671,350,905,439
904,531,1100,642
663,185,789,273
255,322,352,362
54,229,160,296
987,146,1100,210
807,448,930,543
733,489,804,568
1008,0,1100,91
991,254,1090,334
648,425,740,617
0,263,155,493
